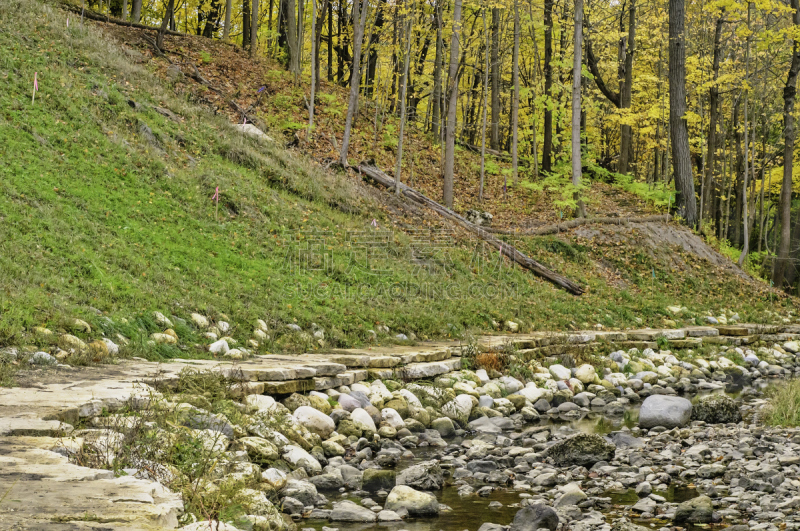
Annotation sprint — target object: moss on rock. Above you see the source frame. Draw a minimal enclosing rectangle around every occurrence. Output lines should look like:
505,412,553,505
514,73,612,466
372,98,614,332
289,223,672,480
691,394,741,424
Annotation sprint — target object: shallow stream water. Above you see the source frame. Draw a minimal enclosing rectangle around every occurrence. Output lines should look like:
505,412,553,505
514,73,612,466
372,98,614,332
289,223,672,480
300,387,749,531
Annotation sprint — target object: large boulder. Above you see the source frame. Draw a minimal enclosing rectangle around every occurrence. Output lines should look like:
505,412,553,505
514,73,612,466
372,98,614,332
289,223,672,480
509,503,559,531
543,433,615,467
292,406,335,438
330,500,377,522
385,486,439,516
674,495,713,525
691,394,742,424
397,460,444,490
639,395,693,429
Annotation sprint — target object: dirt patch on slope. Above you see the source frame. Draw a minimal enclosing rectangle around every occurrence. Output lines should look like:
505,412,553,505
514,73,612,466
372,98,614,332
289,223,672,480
574,221,753,281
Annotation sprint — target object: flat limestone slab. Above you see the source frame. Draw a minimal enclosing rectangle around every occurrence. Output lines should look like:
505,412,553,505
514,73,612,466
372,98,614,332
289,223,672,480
398,358,462,379
0,436,182,530
684,326,720,337
715,326,751,336
626,329,686,341
0,416,72,437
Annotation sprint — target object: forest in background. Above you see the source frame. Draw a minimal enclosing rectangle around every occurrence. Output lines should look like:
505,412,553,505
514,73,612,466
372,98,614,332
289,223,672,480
73,0,800,292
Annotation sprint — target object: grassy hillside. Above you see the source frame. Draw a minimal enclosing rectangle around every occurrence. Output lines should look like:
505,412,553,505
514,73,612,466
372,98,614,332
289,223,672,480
0,0,793,361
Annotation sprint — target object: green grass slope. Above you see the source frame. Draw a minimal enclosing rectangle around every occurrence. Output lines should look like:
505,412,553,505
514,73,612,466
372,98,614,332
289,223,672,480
0,0,792,359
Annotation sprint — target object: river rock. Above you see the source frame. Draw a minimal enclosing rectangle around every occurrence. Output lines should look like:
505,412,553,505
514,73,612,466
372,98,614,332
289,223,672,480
381,408,405,429
691,393,742,424
442,395,474,426
281,479,318,506
543,433,616,467
385,486,439,516
282,445,322,474
330,501,377,522
350,408,377,432
611,518,650,531
377,510,402,522
638,395,692,429
336,394,362,412
574,364,596,384
362,469,396,492
509,503,559,531
431,417,455,438
293,406,335,438
554,483,587,507
549,364,571,380
674,495,713,524
397,460,444,490
238,437,279,465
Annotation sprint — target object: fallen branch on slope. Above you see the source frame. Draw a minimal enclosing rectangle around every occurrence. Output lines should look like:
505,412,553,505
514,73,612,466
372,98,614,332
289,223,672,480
485,214,672,236
56,1,185,36
356,163,585,295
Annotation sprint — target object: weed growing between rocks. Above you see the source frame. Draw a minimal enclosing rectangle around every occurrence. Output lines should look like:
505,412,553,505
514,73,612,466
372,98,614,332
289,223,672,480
764,379,800,427
65,368,291,529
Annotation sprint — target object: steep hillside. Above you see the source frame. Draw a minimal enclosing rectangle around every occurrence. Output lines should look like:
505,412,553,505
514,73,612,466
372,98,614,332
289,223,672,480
0,0,794,363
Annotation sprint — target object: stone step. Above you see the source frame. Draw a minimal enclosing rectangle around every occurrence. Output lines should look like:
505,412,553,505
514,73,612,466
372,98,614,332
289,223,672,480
684,326,720,337
0,418,73,437
715,326,751,336
626,329,686,341
397,358,462,380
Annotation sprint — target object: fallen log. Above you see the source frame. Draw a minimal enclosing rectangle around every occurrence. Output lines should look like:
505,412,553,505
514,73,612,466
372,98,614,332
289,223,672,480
356,163,585,295
57,1,186,36
485,214,672,236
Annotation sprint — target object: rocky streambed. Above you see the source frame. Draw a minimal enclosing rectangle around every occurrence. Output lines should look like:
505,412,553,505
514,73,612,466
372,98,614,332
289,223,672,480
62,341,800,531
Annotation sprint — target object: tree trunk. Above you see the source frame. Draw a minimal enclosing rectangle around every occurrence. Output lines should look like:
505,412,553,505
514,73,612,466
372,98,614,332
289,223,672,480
701,14,724,230
511,1,520,185
202,0,222,37
122,0,128,21
328,2,333,81
542,0,553,173
618,0,635,175
738,4,751,267
157,0,175,50
572,0,585,217
314,0,329,90
443,0,463,208
774,0,800,287
668,0,697,226
365,0,385,96
243,0,251,48
431,0,444,138
309,0,317,138
490,7,501,151
285,0,300,76
223,0,233,40
479,8,490,201
408,30,431,123
339,0,369,165
131,0,142,23
395,10,413,195
250,0,259,55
